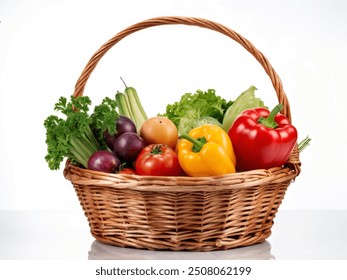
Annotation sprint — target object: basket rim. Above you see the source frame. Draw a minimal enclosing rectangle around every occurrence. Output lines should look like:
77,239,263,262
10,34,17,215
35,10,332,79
64,156,299,192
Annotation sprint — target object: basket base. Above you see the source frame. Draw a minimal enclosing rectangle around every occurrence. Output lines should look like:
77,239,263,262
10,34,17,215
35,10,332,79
88,227,272,252
88,239,275,259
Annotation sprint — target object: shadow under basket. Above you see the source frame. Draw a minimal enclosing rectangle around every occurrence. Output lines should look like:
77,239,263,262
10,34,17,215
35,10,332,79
63,16,301,251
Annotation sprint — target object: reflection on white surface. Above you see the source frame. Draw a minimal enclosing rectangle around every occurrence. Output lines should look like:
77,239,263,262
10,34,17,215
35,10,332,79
1,210,346,260
88,240,275,260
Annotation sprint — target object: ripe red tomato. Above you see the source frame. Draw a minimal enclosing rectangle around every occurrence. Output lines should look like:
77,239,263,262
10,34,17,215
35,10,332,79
135,144,182,176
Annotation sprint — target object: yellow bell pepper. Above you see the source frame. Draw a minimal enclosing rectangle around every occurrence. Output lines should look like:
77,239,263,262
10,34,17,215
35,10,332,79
177,124,236,177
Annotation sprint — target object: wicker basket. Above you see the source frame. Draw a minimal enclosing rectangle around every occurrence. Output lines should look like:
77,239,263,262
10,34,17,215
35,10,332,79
64,16,301,251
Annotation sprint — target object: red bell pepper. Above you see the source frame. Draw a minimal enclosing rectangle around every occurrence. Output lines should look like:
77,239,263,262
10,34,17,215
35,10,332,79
228,104,297,171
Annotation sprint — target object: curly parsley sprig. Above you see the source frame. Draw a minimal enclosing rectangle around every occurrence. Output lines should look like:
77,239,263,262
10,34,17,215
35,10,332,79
44,95,119,170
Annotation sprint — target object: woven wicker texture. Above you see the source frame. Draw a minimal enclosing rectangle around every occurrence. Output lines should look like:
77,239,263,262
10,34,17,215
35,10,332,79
64,16,301,251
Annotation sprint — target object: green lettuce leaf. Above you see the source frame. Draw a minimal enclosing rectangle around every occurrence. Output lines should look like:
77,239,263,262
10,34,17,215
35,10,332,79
222,86,266,132
162,89,232,135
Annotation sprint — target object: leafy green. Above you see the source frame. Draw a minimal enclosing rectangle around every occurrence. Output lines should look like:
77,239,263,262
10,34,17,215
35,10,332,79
44,95,117,170
222,86,266,132
90,96,119,147
162,89,232,135
192,116,223,128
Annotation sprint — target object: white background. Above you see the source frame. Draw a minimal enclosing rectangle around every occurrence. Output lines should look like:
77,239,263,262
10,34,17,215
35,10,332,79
0,0,346,211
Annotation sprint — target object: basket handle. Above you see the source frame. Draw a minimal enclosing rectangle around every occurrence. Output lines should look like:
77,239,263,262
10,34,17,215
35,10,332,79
73,16,292,121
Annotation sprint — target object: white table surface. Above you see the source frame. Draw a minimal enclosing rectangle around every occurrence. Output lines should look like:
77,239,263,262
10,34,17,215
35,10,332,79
0,210,346,260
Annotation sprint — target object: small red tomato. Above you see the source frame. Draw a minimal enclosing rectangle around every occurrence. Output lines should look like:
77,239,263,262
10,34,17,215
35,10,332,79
118,167,136,175
135,144,182,176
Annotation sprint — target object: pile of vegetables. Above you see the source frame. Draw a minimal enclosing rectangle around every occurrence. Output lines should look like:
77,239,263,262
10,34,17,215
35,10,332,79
44,81,310,176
